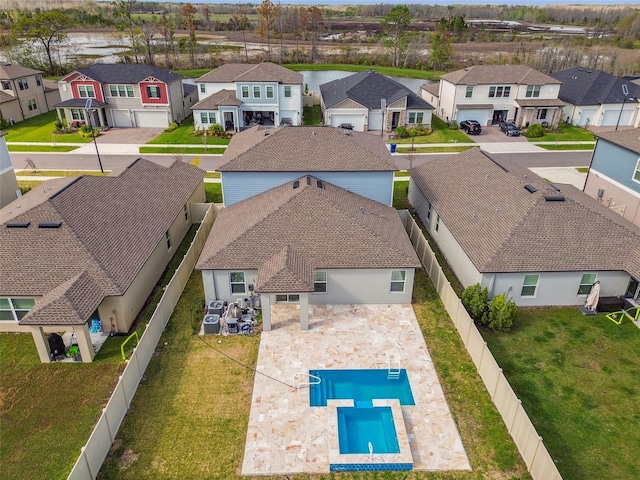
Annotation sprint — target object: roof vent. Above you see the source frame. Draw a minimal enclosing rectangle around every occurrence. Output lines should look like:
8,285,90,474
544,195,565,202
316,180,324,188
311,131,316,136
524,184,538,193
293,180,300,189
6,221,30,228
39,221,62,228
264,130,270,136
344,131,352,136
306,176,311,185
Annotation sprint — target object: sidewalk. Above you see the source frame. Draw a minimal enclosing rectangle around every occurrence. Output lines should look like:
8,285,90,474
7,142,228,155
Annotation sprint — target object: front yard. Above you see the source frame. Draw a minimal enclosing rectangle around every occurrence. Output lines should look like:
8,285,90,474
3,111,92,144
528,123,595,143
392,116,474,144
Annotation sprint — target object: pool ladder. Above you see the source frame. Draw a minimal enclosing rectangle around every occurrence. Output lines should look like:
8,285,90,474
387,355,401,380
293,372,321,389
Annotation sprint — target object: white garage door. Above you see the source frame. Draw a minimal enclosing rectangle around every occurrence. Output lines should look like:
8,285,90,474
601,109,634,127
456,110,490,126
330,114,364,131
578,109,597,127
368,111,383,130
134,110,169,128
111,110,131,127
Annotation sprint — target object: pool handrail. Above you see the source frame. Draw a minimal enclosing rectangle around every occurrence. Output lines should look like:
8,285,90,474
293,372,321,389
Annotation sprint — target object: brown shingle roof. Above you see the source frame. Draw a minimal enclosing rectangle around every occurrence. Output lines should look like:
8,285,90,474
410,148,640,278
192,89,241,109
420,83,440,97
256,245,315,293
197,62,303,84
595,128,640,154
515,98,565,107
0,62,42,80
196,176,421,278
440,65,562,86
1,158,205,325
218,126,398,172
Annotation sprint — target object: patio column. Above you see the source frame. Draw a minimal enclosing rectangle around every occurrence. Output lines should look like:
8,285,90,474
261,294,272,331
299,293,309,331
75,324,96,363
30,326,52,363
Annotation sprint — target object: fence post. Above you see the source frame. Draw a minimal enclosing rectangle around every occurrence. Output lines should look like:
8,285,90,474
493,368,503,400
510,399,523,433
81,446,94,480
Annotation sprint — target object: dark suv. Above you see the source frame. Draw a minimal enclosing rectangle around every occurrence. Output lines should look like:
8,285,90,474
460,120,482,135
498,121,521,136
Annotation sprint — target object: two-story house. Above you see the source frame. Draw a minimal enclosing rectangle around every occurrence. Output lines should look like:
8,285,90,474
193,62,303,132
584,129,640,227
0,132,20,208
55,64,196,129
0,62,60,123
422,65,564,128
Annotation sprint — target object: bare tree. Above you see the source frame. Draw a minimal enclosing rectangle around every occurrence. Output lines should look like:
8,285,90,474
182,2,198,69
257,0,278,62
140,19,157,65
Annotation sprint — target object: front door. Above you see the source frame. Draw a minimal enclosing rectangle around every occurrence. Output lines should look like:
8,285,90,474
626,278,640,300
224,112,235,131
492,110,508,125
391,111,400,129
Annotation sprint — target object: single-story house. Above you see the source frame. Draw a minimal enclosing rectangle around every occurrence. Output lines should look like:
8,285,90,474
196,176,421,330
408,148,640,306
0,159,205,362
320,70,433,132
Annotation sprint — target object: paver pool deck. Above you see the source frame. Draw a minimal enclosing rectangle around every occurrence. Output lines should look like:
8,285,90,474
241,303,471,475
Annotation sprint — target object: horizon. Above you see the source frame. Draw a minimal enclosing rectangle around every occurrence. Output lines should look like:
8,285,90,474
136,1,638,5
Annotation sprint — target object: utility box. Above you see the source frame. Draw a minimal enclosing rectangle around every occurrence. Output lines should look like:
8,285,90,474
208,300,224,315
203,314,220,334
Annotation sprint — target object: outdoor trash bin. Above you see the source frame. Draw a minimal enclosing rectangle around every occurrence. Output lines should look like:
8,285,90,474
390,143,397,153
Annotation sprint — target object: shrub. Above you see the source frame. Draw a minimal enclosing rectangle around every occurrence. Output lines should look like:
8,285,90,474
54,119,64,132
164,122,178,132
448,120,459,130
191,128,205,137
395,125,409,138
461,283,489,324
0,117,10,130
78,124,99,138
523,123,544,138
487,293,518,331
208,123,225,137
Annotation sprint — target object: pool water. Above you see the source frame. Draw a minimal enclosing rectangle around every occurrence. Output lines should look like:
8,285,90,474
337,406,400,454
309,369,415,407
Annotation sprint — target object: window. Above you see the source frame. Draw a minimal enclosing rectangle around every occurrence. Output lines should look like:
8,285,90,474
70,109,86,120
17,78,28,90
0,297,35,321
165,230,171,249
111,85,135,97
408,112,424,124
521,274,539,297
253,86,261,98
241,85,249,98
1,80,10,90
183,204,189,221
200,83,206,93
537,108,548,120
390,270,406,292
266,85,274,99
489,85,510,98
633,158,640,183
426,203,432,222
578,273,597,295
27,99,37,111
35,75,42,86
284,85,291,98
78,85,95,98
147,86,161,98
465,86,473,98
230,272,246,294
200,112,216,124
313,271,327,293
276,294,300,303
435,214,440,232
526,85,541,98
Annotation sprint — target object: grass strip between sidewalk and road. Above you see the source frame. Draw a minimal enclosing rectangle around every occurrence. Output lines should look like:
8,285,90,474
396,146,473,153
8,145,79,152
534,143,594,151
139,146,226,155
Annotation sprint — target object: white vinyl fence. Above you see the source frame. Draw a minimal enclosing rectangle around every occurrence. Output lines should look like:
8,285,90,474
400,210,563,480
67,204,216,480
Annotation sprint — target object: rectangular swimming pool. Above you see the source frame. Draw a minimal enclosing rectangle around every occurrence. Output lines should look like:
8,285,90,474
338,406,400,454
309,369,415,407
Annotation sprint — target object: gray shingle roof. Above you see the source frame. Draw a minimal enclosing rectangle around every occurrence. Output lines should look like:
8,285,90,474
1,159,205,326
595,128,640,154
196,176,421,281
320,70,433,110
192,89,241,110
550,68,640,106
256,245,315,293
218,126,398,172
67,63,181,85
410,148,640,278
197,62,303,84
0,62,42,80
441,65,561,86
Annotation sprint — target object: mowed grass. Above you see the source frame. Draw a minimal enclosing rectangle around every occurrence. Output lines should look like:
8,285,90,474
396,146,473,153
3,111,91,143
527,124,595,142
483,308,640,480
303,105,322,125
145,116,230,146
393,116,473,144
8,145,79,152
139,146,226,155
536,143,594,151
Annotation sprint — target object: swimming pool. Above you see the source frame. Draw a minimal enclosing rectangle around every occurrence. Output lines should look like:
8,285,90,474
338,406,400,454
309,369,415,407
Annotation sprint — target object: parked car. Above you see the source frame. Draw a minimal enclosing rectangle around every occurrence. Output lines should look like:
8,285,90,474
339,123,354,130
499,122,521,136
280,117,293,127
459,120,482,135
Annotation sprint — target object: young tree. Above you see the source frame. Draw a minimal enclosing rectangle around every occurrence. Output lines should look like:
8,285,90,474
231,6,251,63
140,19,157,65
159,13,175,68
182,2,198,69
300,6,323,64
381,5,412,68
258,0,278,61
113,0,140,63
430,18,453,71
11,9,73,75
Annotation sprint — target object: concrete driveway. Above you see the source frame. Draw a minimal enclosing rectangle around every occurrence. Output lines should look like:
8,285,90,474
469,125,527,143
95,127,164,144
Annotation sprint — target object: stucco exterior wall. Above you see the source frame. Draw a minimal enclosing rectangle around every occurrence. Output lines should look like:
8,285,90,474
0,134,20,209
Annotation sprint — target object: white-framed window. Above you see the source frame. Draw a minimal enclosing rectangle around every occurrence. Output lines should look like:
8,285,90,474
276,294,300,303
200,83,206,93
230,272,246,294
165,230,171,249
27,99,37,111
253,85,261,98
633,158,640,183
521,274,539,297
578,273,597,295
78,85,96,98
147,85,161,98
390,270,406,293
435,214,440,232
537,108,548,120
465,86,473,98
526,85,541,98
17,78,28,90
313,271,327,294
1,80,10,90
284,85,291,97
489,85,511,98
0,297,35,321
110,85,134,97
408,112,424,124
183,204,189,221
200,112,216,124
266,85,274,99
241,85,249,98
70,108,86,120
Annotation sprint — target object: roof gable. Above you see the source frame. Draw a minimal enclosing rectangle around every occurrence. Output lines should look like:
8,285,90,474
0,62,42,80
197,62,303,84
256,245,314,293
63,64,181,85
440,65,561,86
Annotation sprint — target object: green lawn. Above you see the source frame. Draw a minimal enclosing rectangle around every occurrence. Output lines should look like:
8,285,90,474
8,145,79,152
528,124,595,142
139,146,226,155
483,308,640,480
393,116,473,144
145,116,230,146
536,144,595,151
3,111,92,143
204,183,222,203
286,63,443,81
396,146,473,153
303,105,322,125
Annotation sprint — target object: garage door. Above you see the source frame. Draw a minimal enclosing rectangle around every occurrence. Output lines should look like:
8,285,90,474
134,110,169,128
578,109,597,127
456,109,490,126
601,109,634,126
330,114,364,131
368,111,383,130
111,110,131,127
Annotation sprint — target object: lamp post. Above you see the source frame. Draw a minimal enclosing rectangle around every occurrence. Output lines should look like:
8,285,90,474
85,98,104,173
615,84,629,131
